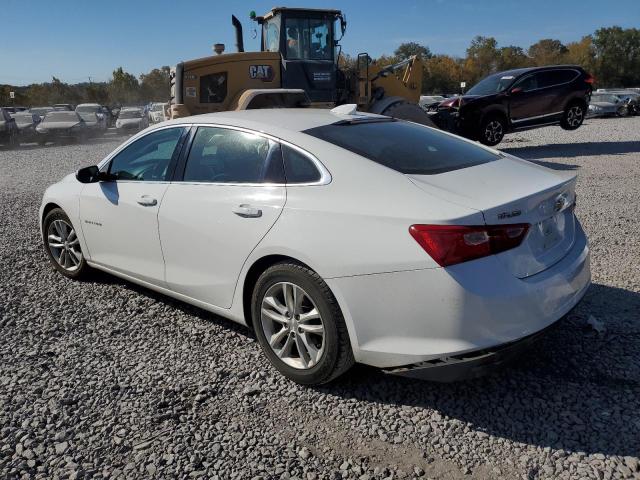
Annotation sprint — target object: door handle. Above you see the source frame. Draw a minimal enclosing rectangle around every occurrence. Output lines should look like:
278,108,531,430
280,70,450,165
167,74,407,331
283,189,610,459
137,195,158,207
233,204,262,218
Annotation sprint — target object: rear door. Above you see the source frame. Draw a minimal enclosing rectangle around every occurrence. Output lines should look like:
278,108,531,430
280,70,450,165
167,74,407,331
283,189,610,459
158,125,286,308
538,69,581,117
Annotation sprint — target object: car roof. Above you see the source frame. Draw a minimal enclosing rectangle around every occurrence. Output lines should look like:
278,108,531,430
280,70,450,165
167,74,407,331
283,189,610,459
492,65,583,78
160,108,386,136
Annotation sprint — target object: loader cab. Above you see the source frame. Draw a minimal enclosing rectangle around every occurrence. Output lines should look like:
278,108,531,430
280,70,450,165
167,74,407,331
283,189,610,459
255,7,345,104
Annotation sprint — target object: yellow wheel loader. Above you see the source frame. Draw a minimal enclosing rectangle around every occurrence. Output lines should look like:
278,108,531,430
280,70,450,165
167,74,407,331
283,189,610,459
169,7,434,126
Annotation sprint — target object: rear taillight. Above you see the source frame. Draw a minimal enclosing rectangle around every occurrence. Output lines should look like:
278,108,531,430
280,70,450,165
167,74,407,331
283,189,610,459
409,224,530,267
585,74,595,84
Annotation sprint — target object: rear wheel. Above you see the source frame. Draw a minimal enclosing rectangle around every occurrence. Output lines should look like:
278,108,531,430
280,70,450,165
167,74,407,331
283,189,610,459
479,114,506,146
42,208,90,279
616,105,629,117
561,102,585,130
381,101,437,128
252,262,354,385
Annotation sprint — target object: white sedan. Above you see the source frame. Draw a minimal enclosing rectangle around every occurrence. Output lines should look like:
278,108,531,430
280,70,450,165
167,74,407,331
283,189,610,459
39,107,590,385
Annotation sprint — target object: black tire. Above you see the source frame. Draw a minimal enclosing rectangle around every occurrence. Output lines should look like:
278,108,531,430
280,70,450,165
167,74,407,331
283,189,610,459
42,208,90,279
616,105,629,117
38,138,47,146
251,262,354,385
560,101,586,130
478,114,506,146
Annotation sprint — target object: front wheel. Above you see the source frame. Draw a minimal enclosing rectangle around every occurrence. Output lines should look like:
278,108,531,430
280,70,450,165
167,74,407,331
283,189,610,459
561,102,586,130
479,115,506,146
42,208,90,279
252,262,354,385
616,105,629,117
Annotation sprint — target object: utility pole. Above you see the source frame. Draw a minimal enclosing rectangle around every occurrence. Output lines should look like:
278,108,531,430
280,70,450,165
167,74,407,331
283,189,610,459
88,76,92,84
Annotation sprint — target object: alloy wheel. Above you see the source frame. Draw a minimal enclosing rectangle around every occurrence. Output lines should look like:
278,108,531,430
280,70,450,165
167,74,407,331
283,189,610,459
567,106,584,127
484,120,503,143
47,219,83,272
260,282,325,369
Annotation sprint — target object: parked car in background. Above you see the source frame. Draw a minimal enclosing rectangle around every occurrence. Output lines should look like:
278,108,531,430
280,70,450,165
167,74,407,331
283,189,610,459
148,102,168,124
0,107,20,148
115,107,149,133
11,112,41,143
598,90,640,115
36,111,88,145
587,93,629,117
2,106,28,113
75,103,108,135
419,95,446,112
40,108,590,385
434,65,594,145
30,106,54,120
52,104,74,111
99,106,114,127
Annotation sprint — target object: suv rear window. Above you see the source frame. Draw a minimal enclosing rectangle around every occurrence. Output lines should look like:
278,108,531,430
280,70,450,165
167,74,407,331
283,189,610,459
303,120,499,175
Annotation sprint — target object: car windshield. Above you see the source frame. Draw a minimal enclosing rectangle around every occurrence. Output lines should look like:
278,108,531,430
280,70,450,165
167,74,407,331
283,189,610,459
45,111,80,122
466,73,517,96
76,105,101,113
119,110,143,119
304,119,499,175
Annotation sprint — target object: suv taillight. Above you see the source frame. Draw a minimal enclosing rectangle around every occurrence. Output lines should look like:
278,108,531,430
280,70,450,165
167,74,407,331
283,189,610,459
585,74,595,84
409,224,530,267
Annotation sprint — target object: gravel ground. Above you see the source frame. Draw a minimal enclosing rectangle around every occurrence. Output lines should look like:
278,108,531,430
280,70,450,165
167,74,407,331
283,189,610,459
1,118,639,480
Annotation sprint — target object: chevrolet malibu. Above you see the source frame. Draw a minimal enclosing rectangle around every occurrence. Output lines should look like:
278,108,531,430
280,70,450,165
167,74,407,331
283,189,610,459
40,107,590,385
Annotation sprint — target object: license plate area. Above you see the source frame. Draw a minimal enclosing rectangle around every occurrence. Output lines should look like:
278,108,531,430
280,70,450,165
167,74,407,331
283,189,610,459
537,214,562,251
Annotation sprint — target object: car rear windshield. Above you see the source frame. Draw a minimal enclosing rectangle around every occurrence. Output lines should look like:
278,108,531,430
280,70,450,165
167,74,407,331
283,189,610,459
303,120,499,175
45,111,79,121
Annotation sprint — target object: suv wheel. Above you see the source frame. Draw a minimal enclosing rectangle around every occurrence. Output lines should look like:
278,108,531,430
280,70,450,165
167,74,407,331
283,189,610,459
561,102,585,130
252,262,354,385
479,115,506,146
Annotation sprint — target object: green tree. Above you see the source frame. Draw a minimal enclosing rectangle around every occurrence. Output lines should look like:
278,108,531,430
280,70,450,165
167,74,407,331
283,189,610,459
423,55,463,94
139,66,171,103
464,36,500,84
527,39,568,66
592,26,640,87
394,42,432,60
108,67,140,105
498,46,530,70
564,36,596,73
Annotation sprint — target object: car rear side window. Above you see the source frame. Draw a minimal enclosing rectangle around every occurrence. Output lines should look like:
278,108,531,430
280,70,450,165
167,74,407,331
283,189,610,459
183,127,285,183
304,120,499,175
282,145,321,183
539,69,579,88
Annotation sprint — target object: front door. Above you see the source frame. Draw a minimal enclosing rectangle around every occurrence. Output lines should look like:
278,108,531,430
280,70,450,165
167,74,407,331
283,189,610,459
159,126,287,308
509,72,552,127
79,126,186,285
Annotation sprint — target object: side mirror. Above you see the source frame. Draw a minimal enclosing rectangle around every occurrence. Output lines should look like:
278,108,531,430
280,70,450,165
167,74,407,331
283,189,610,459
510,87,523,94
76,165,114,183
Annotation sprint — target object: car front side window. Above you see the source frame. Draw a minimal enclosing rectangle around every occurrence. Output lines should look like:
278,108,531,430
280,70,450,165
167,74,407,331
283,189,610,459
182,126,284,184
514,74,538,92
107,127,185,182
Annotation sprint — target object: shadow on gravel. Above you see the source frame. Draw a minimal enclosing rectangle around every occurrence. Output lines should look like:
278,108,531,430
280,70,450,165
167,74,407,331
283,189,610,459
319,283,640,458
502,140,640,160
84,269,640,457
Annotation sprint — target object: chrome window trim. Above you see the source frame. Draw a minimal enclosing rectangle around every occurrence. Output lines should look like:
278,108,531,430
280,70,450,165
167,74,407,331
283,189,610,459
174,123,332,187
512,111,564,124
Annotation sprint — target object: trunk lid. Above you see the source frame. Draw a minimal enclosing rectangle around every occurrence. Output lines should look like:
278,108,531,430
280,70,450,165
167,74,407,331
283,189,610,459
408,155,577,278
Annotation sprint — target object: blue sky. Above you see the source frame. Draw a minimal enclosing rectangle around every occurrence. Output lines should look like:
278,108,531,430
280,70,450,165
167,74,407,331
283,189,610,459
2,0,638,85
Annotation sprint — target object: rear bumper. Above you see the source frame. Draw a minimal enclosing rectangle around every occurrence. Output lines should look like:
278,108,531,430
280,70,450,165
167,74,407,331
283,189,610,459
383,317,562,381
327,221,590,369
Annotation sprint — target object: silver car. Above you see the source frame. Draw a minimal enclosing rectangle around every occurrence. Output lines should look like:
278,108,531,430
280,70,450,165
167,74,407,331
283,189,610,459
115,107,149,133
588,93,628,117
